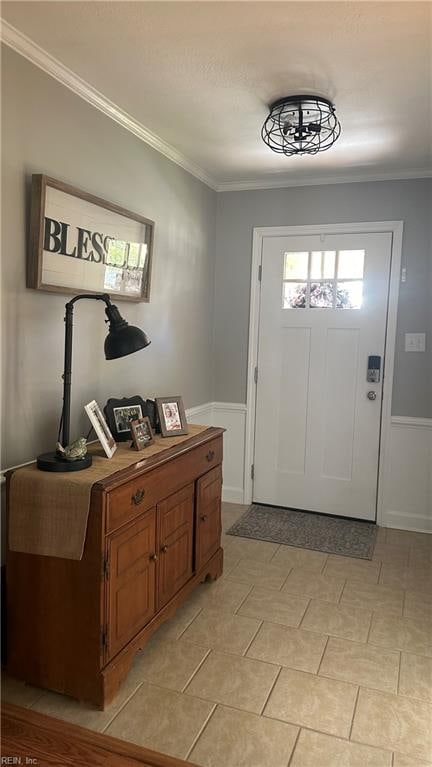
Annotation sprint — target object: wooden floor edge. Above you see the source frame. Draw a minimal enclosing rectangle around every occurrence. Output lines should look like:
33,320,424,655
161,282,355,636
1,702,197,767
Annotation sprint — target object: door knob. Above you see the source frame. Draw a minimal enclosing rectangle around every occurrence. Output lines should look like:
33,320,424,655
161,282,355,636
367,391,377,401
161,545,168,553
201,514,208,522
149,553,158,562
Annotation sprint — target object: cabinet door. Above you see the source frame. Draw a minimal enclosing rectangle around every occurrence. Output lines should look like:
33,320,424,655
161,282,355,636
107,508,157,660
196,467,222,570
157,484,194,610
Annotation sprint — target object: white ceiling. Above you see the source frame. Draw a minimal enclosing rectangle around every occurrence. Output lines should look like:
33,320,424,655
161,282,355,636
2,1,431,190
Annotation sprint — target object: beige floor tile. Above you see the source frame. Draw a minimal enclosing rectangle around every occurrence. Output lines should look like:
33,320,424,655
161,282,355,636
323,555,381,584
153,600,203,641
385,529,432,550
282,568,345,603
393,754,432,767
271,545,328,572
301,599,372,642
368,614,432,657
222,548,241,577
290,729,392,767
376,527,388,543
31,673,142,732
105,682,214,759
189,704,298,767
399,652,432,702
319,637,399,693
180,608,261,655
237,586,309,627
128,638,209,692
222,503,248,532
409,548,432,567
404,590,432,621
264,667,357,738
380,563,432,593
372,543,410,566
1,674,44,707
226,558,290,590
341,581,404,616
222,535,280,562
187,578,252,613
185,650,280,714
247,622,327,673
351,687,432,761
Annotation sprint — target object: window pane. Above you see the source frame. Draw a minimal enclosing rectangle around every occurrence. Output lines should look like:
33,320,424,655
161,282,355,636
283,282,307,308
311,251,336,279
310,282,334,308
284,252,309,280
338,250,365,279
337,281,363,309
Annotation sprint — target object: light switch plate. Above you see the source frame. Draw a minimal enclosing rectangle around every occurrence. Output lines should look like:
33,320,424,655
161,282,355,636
405,333,426,352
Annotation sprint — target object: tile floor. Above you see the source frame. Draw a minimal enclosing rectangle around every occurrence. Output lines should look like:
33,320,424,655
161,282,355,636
2,502,432,766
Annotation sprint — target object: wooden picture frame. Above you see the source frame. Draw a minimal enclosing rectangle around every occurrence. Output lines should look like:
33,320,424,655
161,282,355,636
155,396,188,437
104,396,148,442
28,174,154,302
130,416,154,451
84,400,117,458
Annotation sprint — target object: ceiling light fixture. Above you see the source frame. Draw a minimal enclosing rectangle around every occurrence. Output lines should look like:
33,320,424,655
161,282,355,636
261,95,341,156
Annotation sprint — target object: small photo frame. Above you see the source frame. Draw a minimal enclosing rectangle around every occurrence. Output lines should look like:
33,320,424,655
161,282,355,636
130,416,154,451
104,396,147,442
85,399,117,458
155,396,188,437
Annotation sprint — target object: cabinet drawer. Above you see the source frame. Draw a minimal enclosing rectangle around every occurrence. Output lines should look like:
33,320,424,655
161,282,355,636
106,436,222,533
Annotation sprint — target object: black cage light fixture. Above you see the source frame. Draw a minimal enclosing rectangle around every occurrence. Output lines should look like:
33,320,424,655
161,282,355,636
261,95,341,156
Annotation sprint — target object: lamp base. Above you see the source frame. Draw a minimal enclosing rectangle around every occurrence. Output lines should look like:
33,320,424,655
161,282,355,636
37,452,93,472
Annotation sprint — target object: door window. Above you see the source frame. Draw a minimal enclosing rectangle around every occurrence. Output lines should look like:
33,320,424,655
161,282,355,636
282,250,365,309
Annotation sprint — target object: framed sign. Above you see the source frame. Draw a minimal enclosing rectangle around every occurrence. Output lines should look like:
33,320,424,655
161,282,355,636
28,175,154,302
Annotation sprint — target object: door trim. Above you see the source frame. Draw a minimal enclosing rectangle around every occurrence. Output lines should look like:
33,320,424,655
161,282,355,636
244,221,404,525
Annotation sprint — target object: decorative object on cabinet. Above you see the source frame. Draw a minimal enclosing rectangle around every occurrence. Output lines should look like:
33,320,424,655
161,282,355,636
85,400,117,458
156,396,188,437
28,175,154,301
130,416,154,450
145,398,160,433
7,426,224,709
37,292,150,473
104,396,148,442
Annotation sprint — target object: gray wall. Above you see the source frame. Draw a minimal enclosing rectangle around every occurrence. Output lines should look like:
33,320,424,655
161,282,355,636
214,179,432,417
1,46,216,469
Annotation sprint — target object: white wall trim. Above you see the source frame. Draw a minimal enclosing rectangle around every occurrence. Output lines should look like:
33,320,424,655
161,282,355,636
391,416,432,430
244,221,404,529
0,20,216,190
215,169,432,193
2,20,431,194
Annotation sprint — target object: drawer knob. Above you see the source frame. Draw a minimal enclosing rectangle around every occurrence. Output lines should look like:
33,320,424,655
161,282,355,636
131,488,145,505
201,514,208,522
206,450,215,462
161,545,169,553
149,553,158,562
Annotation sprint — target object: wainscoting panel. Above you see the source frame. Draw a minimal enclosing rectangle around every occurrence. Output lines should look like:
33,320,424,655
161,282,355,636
381,417,432,532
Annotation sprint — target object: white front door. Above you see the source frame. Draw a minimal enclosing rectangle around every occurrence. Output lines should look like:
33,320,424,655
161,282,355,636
253,232,392,521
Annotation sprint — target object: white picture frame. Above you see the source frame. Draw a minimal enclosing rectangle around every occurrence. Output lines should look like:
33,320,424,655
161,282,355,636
85,399,117,458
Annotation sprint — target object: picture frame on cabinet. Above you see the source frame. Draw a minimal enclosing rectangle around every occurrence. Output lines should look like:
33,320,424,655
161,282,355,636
156,396,188,437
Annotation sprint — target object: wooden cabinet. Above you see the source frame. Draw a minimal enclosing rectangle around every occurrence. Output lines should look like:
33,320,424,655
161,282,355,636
6,427,224,709
107,508,157,660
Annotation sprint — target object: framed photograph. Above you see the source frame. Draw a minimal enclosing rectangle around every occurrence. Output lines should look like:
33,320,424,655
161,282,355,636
130,416,154,451
155,396,188,437
104,396,147,442
85,400,117,458
28,175,154,302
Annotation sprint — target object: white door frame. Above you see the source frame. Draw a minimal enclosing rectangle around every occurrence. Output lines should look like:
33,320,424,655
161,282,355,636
244,221,403,526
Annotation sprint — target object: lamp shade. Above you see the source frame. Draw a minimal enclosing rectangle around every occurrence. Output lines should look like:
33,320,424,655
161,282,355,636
104,301,151,360
105,324,150,360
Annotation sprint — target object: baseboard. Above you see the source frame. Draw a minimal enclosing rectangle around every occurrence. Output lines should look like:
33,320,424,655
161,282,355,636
381,416,432,533
221,487,245,504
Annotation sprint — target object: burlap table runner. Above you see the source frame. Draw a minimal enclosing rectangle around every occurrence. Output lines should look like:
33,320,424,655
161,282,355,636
9,424,209,561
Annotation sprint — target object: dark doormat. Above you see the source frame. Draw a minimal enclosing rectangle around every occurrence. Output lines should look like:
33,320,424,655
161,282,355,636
226,504,377,560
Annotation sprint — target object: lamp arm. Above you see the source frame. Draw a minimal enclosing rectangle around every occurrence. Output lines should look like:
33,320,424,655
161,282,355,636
61,292,112,448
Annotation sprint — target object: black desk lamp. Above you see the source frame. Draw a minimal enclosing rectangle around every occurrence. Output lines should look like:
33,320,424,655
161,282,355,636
37,293,150,472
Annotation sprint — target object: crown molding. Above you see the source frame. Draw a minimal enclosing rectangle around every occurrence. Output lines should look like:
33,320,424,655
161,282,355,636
2,20,431,195
215,168,432,192
0,20,217,190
